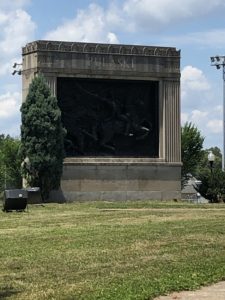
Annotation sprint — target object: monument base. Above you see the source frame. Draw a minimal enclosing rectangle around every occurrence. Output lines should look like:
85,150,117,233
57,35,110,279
50,158,181,202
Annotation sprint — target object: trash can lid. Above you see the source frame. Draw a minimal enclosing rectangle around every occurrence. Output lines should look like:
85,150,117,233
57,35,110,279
27,187,40,192
4,189,28,198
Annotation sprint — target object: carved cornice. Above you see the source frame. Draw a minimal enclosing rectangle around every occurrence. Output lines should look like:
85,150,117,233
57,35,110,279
22,40,180,57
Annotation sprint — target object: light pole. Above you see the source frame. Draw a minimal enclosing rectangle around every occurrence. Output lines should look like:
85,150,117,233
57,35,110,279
208,150,215,174
208,150,216,202
210,55,225,170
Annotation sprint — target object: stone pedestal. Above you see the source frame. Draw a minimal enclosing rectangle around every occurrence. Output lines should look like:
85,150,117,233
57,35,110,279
58,158,181,201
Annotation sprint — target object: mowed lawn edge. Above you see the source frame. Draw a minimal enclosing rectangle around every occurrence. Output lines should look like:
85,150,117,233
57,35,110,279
0,201,225,300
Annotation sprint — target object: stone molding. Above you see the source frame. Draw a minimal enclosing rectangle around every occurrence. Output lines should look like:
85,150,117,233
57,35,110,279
22,40,180,58
63,157,182,166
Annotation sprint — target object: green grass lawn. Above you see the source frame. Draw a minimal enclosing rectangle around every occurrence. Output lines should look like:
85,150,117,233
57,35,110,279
1,200,225,300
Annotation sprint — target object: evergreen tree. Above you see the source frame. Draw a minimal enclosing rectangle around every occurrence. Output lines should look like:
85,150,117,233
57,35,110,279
20,75,65,200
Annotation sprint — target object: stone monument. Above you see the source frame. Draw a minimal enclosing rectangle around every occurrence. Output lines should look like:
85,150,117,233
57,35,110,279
22,40,181,201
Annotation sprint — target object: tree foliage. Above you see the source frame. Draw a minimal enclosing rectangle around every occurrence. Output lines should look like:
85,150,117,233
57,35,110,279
0,134,22,192
181,122,204,188
195,147,225,202
196,146,222,173
196,168,225,202
20,75,65,200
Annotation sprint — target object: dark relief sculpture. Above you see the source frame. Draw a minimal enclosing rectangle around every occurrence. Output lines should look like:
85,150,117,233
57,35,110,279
57,77,159,157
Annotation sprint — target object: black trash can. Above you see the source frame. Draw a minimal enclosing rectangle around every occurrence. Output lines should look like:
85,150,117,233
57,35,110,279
3,189,28,212
27,187,42,204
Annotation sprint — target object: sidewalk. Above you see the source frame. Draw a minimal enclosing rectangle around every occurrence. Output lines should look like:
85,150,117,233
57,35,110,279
154,281,225,300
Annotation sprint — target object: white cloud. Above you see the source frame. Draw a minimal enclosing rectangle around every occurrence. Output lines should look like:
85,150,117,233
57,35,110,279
181,112,189,125
107,32,119,44
0,11,8,24
163,29,225,49
45,3,119,44
0,62,12,77
43,1,225,45
0,91,21,119
181,65,211,110
190,110,208,123
214,105,223,113
0,1,33,136
0,56,21,76
180,65,222,145
207,120,223,133
0,6,35,78
122,0,225,31
182,106,223,142
0,0,30,10
181,66,210,93
105,3,124,29
0,90,21,137
0,9,36,56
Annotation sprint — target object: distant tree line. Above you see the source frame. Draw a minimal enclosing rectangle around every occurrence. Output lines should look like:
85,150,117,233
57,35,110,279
0,134,22,192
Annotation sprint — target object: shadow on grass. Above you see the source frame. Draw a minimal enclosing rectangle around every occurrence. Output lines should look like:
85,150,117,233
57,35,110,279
0,287,21,299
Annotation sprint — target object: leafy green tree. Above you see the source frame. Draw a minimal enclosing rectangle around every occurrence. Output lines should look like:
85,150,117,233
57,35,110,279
196,147,222,173
20,75,65,200
195,147,225,202
196,167,225,202
181,122,204,188
181,122,224,201
0,135,22,192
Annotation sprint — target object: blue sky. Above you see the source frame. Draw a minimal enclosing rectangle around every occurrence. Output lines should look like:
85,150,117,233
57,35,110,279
1,0,225,150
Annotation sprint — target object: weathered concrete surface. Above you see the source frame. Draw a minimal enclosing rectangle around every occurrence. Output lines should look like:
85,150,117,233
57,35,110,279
154,281,225,300
57,158,181,201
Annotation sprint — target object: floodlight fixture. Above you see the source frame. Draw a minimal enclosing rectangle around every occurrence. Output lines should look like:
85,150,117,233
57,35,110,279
216,56,220,62
11,62,22,76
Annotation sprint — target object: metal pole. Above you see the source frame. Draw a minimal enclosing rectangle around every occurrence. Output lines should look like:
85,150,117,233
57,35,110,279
223,65,225,171
210,56,225,171
4,165,7,189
